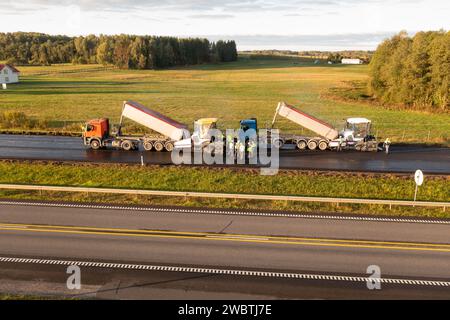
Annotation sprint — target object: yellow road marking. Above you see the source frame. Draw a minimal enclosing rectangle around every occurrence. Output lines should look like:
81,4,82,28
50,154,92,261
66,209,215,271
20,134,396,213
0,222,449,248
1,223,450,253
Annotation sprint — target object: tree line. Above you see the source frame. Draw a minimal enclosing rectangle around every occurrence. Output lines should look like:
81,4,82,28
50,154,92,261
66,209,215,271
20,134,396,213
0,32,238,69
241,49,373,62
369,31,449,112
327,51,372,64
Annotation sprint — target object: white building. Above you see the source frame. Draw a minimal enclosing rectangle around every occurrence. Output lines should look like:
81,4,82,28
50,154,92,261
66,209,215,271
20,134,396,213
0,64,20,84
341,58,363,65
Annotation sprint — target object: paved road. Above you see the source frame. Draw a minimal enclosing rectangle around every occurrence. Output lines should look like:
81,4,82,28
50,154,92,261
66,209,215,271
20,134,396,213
0,134,449,173
0,201,449,299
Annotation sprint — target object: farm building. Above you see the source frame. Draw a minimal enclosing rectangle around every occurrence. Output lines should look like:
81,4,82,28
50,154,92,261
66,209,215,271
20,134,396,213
341,59,363,65
0,64,20,84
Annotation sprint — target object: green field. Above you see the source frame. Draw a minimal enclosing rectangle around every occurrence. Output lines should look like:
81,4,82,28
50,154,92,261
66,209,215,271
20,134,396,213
1,57,449,144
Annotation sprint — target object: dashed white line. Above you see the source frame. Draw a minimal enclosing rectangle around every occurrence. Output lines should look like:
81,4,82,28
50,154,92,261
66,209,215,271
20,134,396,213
0,200,448,224
0,256,449,287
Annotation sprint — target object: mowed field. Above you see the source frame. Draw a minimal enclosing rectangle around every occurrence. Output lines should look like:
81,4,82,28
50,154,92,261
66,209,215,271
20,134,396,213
1,56,449,143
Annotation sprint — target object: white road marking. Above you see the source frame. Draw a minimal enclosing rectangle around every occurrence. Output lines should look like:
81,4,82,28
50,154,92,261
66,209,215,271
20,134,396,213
0,256,448,287
0,200,448,224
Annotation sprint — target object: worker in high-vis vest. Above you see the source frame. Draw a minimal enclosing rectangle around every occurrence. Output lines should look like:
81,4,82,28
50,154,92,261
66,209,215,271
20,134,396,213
338,136,344,152
247,140,257,159
236,140,245,161
383,138,391,154
226,133,235,157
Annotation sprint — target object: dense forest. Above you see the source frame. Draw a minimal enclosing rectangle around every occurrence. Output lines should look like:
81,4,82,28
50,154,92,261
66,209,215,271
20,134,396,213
369,31,449,111
0,32,238,69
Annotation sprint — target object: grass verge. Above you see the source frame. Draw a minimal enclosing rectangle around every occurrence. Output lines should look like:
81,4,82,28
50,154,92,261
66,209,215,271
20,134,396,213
0,293,70,300
0,161,448,218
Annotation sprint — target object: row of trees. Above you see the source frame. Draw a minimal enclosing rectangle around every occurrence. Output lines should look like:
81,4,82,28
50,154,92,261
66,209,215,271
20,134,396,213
369,31,449,111
0,32,238,69
327,52,371,64
240,49,373,62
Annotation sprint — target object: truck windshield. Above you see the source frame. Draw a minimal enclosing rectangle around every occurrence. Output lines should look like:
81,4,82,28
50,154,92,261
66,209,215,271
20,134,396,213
195,122,217,139
346,122,369,138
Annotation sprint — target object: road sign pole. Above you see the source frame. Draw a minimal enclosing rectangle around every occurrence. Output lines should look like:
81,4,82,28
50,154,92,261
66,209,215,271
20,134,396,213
414,184,418,207
413,170,424,208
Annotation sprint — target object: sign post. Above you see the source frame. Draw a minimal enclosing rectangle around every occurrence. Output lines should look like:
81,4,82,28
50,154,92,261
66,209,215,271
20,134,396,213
414,170,424,206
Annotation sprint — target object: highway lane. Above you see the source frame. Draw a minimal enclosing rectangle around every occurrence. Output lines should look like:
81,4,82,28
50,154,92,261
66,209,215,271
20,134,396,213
1,226,450,280
0,134,449,173
0,202,449,281
2,259,448,300
1,202,450,244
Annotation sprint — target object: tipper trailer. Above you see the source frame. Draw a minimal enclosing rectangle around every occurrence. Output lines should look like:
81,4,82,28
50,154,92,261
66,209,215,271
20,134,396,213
83,101,189,151
240,102,383,152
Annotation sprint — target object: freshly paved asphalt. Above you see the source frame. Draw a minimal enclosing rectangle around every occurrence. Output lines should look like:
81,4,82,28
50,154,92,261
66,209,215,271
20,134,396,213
0,134,449,173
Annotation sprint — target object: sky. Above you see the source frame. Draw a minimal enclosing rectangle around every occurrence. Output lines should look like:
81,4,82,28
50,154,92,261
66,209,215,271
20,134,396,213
0,0,448,51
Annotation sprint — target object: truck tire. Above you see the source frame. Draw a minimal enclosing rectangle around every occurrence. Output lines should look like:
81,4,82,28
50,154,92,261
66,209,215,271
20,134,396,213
143,141,153,151
318,140,328,151
121,140,133,151
154,141,164,152
297,140,307,150
307,140,318,150
90,139,101,150
273,139,284,149
164,141,174,152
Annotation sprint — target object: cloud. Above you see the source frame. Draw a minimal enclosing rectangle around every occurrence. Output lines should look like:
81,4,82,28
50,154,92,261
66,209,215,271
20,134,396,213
0,0,433,19
188,14,235,19
0,0,389,13
205,32,399,51
0,0,446,48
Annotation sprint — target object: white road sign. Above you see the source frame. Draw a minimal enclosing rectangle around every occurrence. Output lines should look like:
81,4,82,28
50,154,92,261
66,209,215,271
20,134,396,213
415,170,424,186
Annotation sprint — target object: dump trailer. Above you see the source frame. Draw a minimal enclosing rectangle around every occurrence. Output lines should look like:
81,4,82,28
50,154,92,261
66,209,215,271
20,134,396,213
269,102,380,152
83,101,189,151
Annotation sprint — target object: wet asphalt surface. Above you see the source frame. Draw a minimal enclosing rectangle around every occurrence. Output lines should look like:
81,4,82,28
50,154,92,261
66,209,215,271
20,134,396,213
0,134,449,174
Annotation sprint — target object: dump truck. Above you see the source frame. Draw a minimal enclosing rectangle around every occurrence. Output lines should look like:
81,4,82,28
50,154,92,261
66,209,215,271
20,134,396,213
83,101,189,151
239,102,382,152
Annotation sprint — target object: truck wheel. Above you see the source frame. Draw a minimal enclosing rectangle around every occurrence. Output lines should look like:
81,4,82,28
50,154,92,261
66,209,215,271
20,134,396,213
307,140,318,150
164,142,174,152
154,141,164,152
318,140,328,151
121,140,133,151
90,140,101,150
143,141,153,151
273,139,284,149
297,140,307,150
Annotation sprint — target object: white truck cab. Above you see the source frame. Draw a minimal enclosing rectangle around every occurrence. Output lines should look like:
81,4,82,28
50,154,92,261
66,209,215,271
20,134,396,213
175,118,220,150
341,118,372,142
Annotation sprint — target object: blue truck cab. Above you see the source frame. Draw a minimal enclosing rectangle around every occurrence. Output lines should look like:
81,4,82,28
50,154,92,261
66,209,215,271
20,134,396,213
239,118,258,142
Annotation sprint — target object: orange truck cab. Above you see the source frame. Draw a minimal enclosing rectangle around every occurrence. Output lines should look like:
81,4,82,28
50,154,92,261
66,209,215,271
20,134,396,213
82,118,110,149
82,100,190,151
